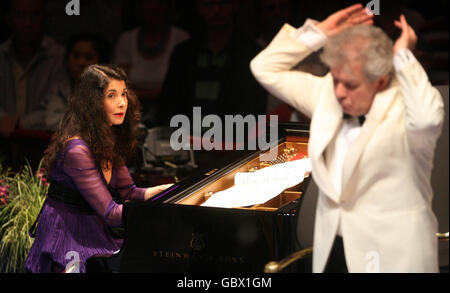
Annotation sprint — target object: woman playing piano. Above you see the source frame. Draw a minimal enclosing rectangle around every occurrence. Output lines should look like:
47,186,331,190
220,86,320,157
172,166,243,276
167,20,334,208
24,64,172,273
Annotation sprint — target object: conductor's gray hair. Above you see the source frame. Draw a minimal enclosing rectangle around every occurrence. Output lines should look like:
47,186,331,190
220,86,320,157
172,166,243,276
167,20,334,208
320,25,394,83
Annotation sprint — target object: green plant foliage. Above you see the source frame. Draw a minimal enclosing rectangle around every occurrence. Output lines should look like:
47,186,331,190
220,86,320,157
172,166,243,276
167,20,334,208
0,161,47,273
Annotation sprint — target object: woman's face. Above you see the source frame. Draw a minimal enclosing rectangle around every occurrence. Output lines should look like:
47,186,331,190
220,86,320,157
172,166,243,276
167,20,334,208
68,40,100,81
103,79,128,126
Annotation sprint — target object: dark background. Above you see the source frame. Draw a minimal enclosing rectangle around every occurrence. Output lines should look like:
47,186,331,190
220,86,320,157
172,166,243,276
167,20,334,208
0,0,448,76
0,0,448,172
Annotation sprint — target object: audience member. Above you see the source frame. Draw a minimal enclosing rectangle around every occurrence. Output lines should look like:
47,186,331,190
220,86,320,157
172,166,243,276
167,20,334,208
254,0,326,121
114,0,190,126
0,0,65,136
254,0,292,47
44,33,111,130
157,0,267,127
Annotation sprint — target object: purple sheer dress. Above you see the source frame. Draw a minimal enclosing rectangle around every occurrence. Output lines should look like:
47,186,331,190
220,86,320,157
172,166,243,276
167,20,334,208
24,139,147,273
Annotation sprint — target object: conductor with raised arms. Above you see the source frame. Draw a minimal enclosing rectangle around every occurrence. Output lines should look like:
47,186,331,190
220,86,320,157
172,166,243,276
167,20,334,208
251,4,444,273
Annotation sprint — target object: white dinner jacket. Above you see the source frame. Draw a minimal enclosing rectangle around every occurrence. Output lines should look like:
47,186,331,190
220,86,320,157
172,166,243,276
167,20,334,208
250,24,444,273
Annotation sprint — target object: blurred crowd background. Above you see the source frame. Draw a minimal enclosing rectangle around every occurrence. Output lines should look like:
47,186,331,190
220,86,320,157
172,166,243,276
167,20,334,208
0,0,448,171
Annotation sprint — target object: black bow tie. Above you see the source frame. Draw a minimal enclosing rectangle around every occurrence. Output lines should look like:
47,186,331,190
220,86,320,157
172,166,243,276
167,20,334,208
343,113,366,126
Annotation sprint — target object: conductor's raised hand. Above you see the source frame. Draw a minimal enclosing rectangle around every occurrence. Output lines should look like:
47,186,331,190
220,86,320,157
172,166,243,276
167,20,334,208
393,14,417,54
316,4,374,37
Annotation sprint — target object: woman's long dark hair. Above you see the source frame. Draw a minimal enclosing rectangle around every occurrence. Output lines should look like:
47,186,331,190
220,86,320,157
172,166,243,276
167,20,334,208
42,64,141,176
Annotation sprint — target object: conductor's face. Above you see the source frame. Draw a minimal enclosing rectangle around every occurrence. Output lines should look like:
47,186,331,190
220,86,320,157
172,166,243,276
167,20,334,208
103,79,128,126
331,61,380,117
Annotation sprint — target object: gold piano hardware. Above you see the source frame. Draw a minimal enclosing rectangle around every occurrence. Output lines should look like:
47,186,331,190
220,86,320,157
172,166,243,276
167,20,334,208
437,232,449,241
260,147,306,167
204,191,214,200
164,161,177,169
205,168,218,176
264,247,313,273
177,141,309,211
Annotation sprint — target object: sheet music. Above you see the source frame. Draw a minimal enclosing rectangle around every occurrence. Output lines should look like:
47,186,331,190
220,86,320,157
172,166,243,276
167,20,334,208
201,158,311,208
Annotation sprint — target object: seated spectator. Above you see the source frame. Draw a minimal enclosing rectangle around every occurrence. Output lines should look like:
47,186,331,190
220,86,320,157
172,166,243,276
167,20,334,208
254,0,293,47
114,0,190,126
254,0,327,119
44,33,111,130
157,0,267,127
0,0,65,136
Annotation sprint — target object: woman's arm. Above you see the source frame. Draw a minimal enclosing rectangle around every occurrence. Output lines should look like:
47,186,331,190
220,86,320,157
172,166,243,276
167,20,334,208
113,160,173,201
63,144,124,227
143,184,174,200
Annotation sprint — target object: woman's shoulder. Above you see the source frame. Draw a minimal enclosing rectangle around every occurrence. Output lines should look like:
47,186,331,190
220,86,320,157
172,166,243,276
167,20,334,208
51,137,94,173
59,137,98,168
63,137,91,155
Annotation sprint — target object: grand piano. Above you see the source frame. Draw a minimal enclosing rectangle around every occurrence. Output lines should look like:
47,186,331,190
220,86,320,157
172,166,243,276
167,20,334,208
86,123,312,273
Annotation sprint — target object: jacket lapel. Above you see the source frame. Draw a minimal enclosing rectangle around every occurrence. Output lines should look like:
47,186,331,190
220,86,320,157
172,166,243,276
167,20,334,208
309,89,343,203
340,80,399,201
